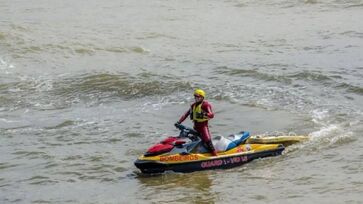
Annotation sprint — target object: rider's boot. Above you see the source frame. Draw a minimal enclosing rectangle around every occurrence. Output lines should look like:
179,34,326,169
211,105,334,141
205,140,218,156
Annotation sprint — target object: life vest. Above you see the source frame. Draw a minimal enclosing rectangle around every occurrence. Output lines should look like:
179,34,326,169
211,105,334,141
191,102,208,122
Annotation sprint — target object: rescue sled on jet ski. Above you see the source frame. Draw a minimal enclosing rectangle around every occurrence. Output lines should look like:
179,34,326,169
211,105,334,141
246,134,308,147
134,124,308,174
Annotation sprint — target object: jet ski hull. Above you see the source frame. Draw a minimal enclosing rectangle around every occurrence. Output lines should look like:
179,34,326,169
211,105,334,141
135,144,284,174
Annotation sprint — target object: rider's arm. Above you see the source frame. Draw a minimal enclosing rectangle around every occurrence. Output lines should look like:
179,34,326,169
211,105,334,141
203,102,214,119
178,109,191,124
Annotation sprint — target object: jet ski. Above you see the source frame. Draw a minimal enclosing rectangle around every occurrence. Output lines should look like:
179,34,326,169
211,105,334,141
134,124,286,174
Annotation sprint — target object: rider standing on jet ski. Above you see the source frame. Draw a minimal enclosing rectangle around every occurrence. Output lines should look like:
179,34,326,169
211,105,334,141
175,89,218,156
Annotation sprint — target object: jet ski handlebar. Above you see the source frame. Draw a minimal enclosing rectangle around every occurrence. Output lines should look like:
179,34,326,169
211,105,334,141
174,123,200,140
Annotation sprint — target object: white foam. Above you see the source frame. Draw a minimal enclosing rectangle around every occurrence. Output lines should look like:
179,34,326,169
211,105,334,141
311,109,329,125
0,118,16,123
141,94,188,112
308,107,357,146
0,57,14,75
309,124,338,139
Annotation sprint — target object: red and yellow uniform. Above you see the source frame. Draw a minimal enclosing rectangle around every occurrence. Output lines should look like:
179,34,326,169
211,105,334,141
177,89,217,156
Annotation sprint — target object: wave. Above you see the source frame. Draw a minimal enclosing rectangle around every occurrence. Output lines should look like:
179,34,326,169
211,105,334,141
214,66,293,84
336,83,363,95
289,71,334,82
214,66,336,84
214,66,363,96
285,107,359,154
0,32,5,41
340,31,363,39
232,0,320,8
345,3,363,8
135,32,177,40
45,120,75,129
307,106,359,147
233,0,363,9
0,27,150,57
53,73,191,99
309,124,356,146
0,72,192,110
9,43,150,56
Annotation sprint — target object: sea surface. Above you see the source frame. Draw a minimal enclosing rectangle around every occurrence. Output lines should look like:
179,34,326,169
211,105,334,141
1,0,363,203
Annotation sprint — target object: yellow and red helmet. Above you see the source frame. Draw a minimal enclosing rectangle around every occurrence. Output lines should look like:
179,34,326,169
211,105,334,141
194,89,206,98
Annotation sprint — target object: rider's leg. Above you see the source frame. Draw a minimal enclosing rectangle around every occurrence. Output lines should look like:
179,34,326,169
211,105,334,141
197,125,218,156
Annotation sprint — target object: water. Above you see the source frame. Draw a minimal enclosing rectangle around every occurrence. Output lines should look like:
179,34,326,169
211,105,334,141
1,0,363,203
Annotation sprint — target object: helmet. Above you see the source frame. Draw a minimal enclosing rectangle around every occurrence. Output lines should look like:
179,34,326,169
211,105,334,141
194,89,206,98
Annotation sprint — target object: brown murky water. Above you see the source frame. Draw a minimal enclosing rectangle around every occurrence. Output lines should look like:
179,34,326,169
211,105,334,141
1,0,363,203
